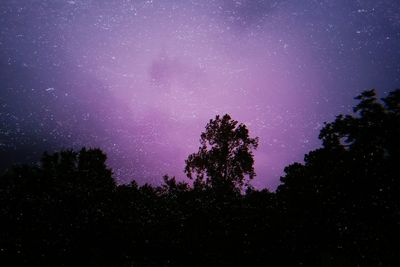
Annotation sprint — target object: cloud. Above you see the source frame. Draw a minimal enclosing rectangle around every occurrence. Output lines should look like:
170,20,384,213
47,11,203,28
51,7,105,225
148,51,207,93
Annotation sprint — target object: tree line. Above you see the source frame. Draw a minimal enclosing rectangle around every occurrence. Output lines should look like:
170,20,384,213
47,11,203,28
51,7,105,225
0,89,399,266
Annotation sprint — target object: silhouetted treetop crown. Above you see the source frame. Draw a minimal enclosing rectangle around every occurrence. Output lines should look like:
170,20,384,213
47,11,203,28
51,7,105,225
185,114,258,193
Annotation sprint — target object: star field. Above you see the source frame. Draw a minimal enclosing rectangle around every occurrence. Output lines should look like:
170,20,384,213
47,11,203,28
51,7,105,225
1,0,399,188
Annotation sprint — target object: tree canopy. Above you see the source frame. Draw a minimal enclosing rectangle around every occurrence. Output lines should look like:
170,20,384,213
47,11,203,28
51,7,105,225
185,114,258,193
277,89,400,266
0,89,399,266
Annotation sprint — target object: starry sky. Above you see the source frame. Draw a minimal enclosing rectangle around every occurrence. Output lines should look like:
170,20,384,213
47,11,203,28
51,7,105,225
1,0,399,189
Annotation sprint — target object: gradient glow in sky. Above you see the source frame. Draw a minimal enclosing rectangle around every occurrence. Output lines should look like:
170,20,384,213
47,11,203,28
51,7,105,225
1,0,399,189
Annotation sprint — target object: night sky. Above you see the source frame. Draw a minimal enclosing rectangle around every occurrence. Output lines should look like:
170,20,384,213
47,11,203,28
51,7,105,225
1,0,399,189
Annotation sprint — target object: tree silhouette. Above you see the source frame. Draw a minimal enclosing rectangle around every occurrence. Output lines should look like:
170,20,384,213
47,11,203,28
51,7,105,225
277,89,400,266
185,114,258,193
0,148,117,266
1,89,399,266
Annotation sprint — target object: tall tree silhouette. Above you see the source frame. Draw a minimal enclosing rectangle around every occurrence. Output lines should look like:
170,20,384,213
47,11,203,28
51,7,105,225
1,89,399,266
277,89,400,266
185,114,258,193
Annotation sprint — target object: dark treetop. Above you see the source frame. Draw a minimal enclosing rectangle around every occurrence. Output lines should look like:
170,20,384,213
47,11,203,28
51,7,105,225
0,89,399,266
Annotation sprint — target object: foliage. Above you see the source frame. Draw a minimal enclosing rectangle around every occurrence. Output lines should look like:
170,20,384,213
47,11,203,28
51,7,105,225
277,89,400,265
0,89,399,266
185,114,258,193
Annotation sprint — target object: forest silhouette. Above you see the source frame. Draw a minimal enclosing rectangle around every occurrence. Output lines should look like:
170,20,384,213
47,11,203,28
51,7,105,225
0,89,399,266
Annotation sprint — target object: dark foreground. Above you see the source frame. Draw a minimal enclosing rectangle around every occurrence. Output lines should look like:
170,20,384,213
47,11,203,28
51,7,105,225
0,89,399,266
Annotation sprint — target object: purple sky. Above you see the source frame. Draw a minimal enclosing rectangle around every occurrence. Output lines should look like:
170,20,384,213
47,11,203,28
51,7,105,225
1,0,400,189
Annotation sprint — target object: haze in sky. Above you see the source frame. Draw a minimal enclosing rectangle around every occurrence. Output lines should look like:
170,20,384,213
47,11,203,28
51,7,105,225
1,0,399,188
